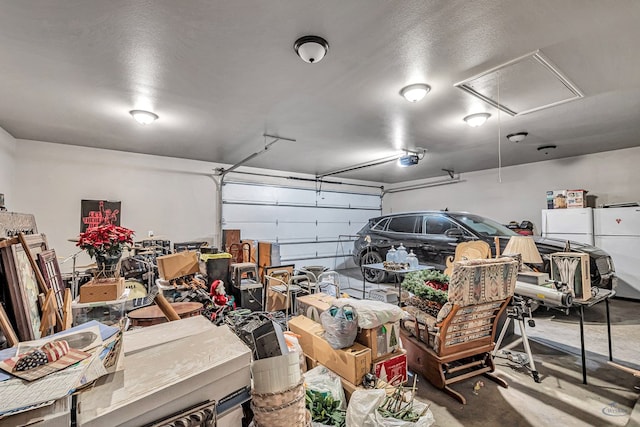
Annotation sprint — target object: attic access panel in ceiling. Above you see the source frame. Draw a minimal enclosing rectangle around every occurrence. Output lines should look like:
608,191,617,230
455,50,584,116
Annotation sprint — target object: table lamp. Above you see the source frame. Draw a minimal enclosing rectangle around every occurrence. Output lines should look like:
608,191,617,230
503,235,548,284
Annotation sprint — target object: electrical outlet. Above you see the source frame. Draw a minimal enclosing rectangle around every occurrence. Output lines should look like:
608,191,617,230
148,230,154,237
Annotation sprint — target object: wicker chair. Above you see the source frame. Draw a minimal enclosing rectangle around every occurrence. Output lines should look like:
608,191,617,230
401,257,518,404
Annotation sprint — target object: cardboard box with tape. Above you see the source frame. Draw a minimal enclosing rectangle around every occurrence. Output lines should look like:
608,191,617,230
296,292,336,322
289,315,371,385
157,251,200,280
356,321,401,360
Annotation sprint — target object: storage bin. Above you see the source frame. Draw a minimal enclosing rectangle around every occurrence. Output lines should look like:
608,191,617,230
72,291,128,326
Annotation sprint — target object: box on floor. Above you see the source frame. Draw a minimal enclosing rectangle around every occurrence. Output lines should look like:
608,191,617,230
289,315,371,385
356,321,401,360
296,292,335,321
373,349,407,386
76,317,251,427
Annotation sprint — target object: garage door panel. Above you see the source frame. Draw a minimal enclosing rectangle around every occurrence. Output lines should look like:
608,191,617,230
317,192,381,209
222,182,380,269
224,222,278,241
223,204,278,222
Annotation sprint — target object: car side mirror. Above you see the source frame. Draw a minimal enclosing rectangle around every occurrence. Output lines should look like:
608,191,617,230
444,228,464,240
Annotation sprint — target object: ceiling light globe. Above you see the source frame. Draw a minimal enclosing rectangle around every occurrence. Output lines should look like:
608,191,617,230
129,110,159,125
400,84,431,102
506,132,528,143
294,36,329,64
463,113,491,127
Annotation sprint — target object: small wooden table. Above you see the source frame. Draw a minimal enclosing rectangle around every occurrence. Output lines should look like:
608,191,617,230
128,302,203,327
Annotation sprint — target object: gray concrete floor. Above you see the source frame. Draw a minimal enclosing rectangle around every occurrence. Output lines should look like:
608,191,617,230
336,268,640,426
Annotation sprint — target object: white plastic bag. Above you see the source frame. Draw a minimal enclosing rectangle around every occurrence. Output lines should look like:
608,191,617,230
346,389,435,427
333,298,407,329
284,331,307,373
304,365,346,410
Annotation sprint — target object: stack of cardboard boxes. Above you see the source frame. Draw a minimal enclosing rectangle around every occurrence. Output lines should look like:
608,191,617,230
289,293,407,400
546,189,590,209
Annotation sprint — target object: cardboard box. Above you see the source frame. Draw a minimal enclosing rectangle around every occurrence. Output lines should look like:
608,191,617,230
79,277,125,303
289,315,371,385
296,292,336,322
546,190,567,209
373,349,407,386
566,189,588,208
340,377,392,403
356,321,401,360
550,252,591,301
157,251,200,280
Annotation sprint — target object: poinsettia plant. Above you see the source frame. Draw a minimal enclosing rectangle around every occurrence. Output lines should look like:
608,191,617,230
76,224,135,258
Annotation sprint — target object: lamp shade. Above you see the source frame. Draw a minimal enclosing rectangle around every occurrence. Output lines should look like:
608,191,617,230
503,236,543,264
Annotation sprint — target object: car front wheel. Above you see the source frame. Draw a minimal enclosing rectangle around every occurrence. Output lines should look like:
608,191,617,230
360,250,387,283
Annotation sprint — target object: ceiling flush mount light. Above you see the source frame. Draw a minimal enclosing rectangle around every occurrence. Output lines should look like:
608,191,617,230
400,83,431,102
506,132,529,143
537,144,557,154
294,35,329,64
463,112,491,127
129,110,158,125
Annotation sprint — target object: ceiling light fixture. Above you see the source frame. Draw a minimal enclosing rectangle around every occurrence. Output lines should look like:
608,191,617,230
400,84,431,102
537,144,557,154
506,132,529,143
463,113,491,127
129,110,159,125
294,35,329,64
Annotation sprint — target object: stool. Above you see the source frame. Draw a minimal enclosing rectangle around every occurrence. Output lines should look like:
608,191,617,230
230,263,263,311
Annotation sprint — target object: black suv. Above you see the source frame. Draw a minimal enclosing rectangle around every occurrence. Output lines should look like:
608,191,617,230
353,211,617,289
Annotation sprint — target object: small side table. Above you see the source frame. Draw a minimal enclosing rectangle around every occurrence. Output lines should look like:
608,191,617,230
572,289,615,385
361,263,433,305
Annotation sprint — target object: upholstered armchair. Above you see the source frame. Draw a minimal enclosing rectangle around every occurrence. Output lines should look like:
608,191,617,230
401,257,518,404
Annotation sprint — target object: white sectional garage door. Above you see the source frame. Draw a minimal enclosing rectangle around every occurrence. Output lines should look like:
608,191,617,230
222,181,381,269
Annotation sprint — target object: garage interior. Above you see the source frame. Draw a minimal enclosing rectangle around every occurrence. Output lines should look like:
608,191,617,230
0,1,639,426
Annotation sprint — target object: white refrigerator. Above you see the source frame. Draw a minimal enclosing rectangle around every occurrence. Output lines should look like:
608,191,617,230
594,207,640,300
541,208,594,245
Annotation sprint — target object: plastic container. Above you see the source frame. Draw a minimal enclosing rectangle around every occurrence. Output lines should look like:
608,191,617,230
251,351,301,394
385,246,397,263
71,290,129,326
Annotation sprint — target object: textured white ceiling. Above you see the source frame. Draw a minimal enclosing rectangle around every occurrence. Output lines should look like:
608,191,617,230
0,0,639,183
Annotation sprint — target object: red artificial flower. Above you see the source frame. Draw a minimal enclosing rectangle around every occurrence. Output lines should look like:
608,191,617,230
76,224,135,258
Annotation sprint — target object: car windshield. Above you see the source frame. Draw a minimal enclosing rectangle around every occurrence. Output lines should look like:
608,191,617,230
449,213,519,237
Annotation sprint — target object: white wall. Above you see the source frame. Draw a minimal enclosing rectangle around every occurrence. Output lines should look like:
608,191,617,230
0,126,16,207
384,146,640,234
12,139,382,272
13,140,220,272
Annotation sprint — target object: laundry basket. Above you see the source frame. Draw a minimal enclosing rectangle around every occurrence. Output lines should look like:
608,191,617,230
251,380,309,427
